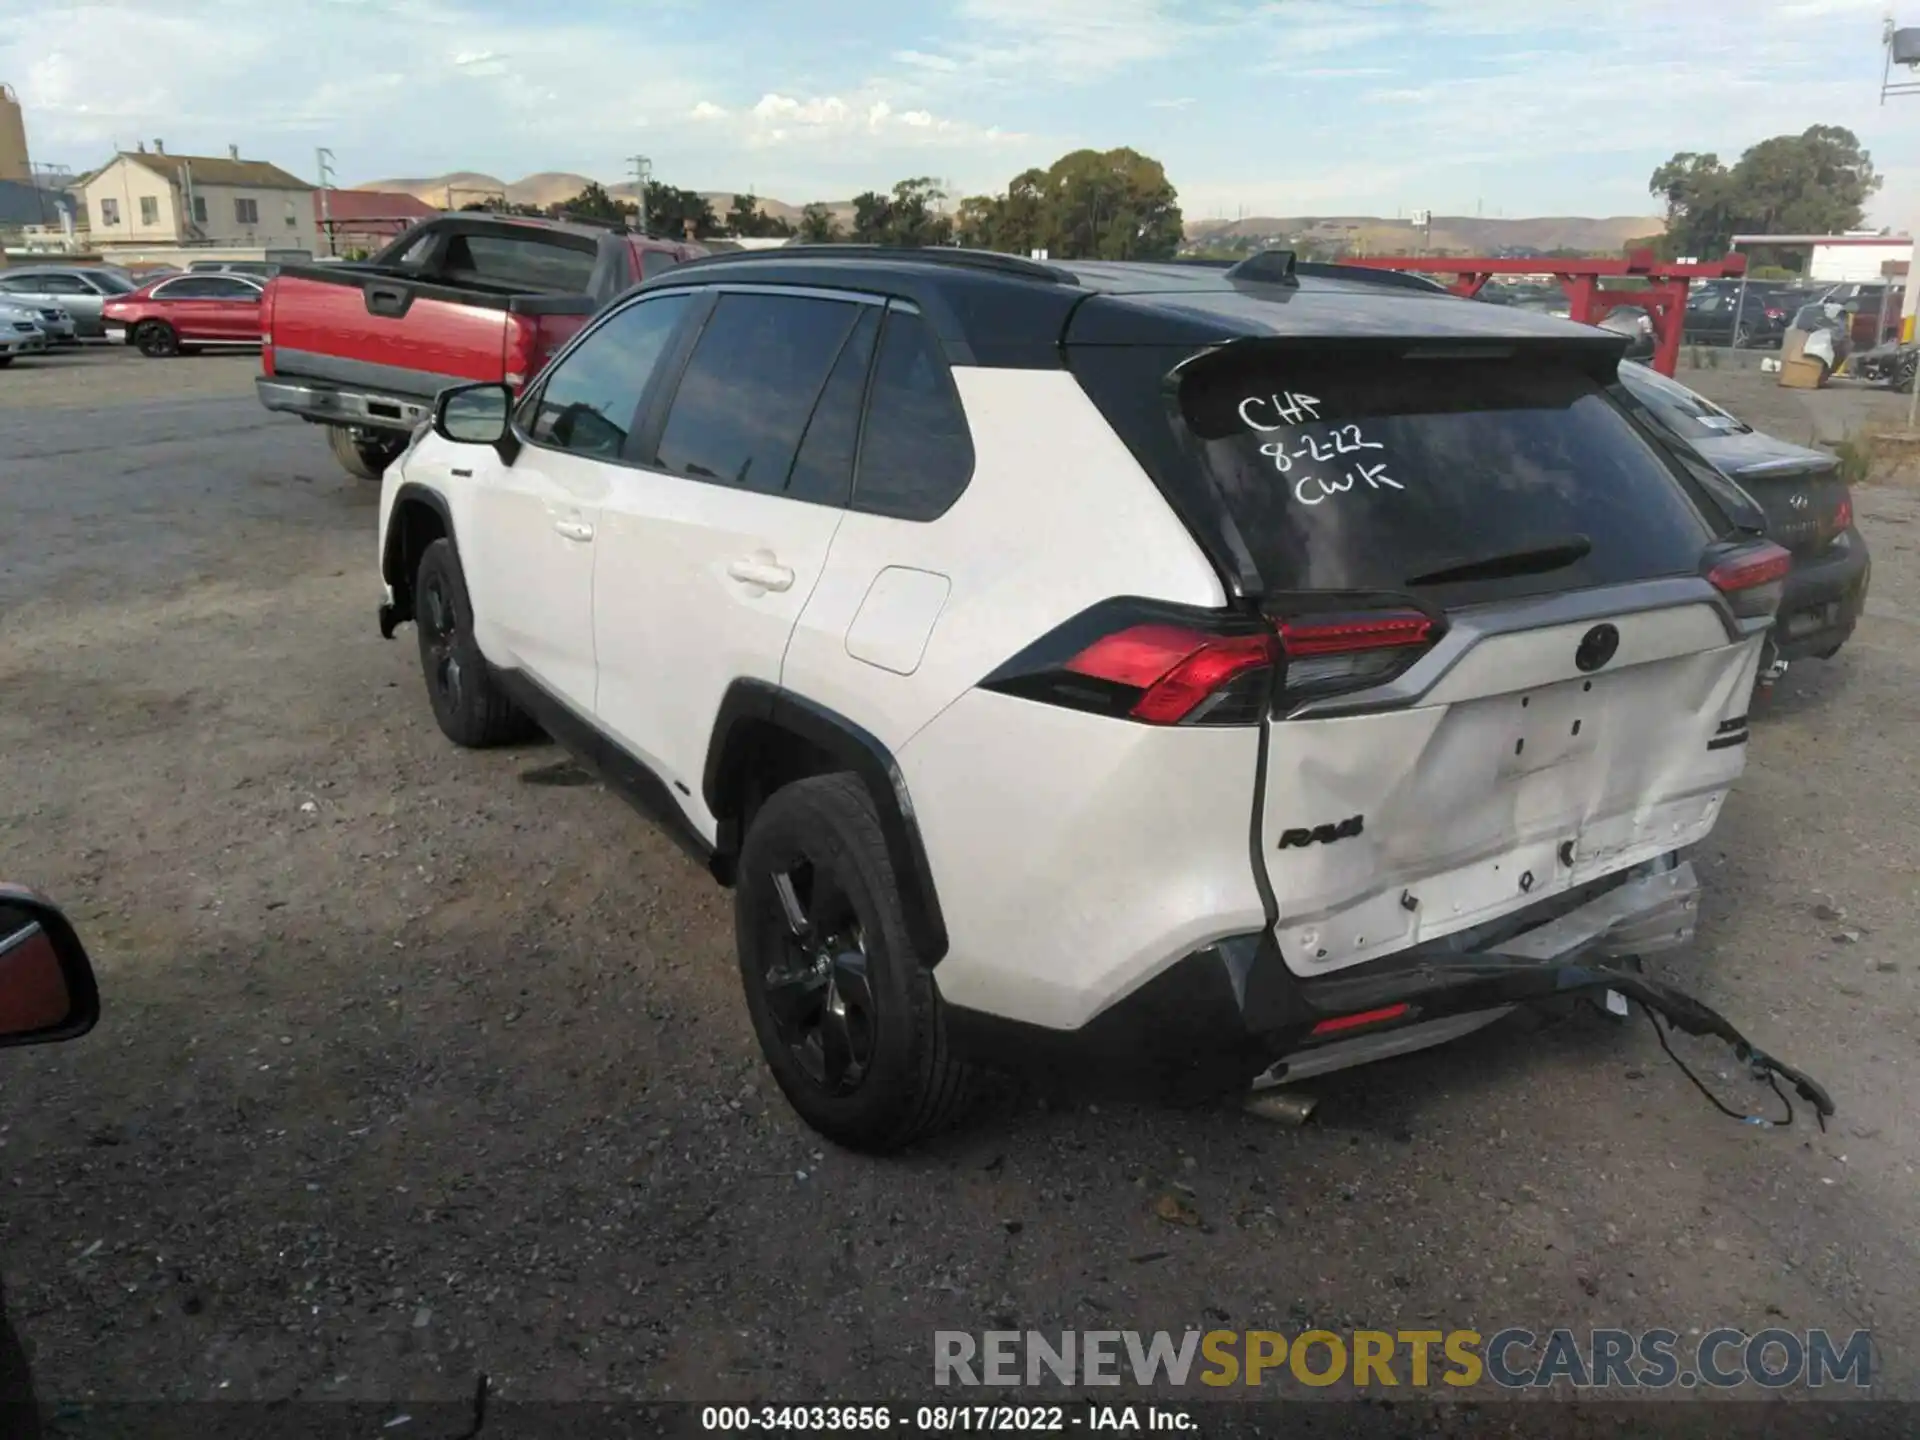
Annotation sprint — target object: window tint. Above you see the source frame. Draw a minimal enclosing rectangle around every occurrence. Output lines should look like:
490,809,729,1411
444,233,596,293
154,277,221,299
200,276,262,299
0,276,39,294
639,249,681,281
852,308,974,521
785,307,881,506
89,272,137,294
1173,352,1712,601
655,294,860,493
1614,363,1751,442
524,293,691,460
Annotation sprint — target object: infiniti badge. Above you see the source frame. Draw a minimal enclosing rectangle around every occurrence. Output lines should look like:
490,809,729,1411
1575,623,1620,673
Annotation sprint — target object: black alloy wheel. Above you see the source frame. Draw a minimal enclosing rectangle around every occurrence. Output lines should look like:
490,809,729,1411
757,858,877,1097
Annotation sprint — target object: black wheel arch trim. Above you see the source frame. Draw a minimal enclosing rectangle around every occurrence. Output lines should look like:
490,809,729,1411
379,481,456,638
704,679,949,964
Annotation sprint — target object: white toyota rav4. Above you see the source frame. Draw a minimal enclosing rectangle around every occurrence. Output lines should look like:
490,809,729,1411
376,246,1810,1152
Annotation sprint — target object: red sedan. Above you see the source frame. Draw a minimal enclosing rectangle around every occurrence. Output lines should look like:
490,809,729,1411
101,272,265,358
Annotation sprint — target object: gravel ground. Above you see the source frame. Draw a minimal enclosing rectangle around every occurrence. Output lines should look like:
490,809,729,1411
0,347,1916,1416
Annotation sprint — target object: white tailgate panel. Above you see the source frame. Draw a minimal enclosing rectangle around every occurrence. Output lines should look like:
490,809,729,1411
1265,613,1763,977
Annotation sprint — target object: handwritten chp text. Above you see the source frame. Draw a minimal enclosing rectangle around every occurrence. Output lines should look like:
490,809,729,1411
1236,390,1405,507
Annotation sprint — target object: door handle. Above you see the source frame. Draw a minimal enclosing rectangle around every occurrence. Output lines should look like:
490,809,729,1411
552,519,594,542
727,557,794,592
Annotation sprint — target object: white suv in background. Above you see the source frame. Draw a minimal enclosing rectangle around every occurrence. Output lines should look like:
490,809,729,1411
375,246,1798,1151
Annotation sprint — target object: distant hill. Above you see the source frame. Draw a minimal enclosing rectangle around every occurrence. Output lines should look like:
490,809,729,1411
1184,214,1667,256
354,176,1660,254
357,171,856,226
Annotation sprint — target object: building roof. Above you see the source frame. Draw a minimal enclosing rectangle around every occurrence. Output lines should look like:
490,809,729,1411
314,189,441,224
110,152,314,191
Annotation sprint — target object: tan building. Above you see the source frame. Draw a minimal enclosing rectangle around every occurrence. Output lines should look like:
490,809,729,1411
0,83,30,184
79,145,318,253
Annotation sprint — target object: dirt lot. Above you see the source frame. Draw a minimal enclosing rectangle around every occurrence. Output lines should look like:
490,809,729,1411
1,346,1917,1418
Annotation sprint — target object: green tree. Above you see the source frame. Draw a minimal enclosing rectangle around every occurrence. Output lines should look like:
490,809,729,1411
797,202,841,242
1649,125,1880,261
949,148,1182,260
557,181,635,224
643,182,719,239
850,189,893,243
725,192,793,238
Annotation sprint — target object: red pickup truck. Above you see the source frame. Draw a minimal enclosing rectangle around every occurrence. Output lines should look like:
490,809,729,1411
256,213,705,479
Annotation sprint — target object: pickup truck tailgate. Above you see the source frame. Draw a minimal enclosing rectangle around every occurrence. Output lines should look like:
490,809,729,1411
266,269,594,398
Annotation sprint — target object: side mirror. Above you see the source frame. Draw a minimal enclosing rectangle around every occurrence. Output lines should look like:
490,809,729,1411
0,887,100,1049
432,383,519,462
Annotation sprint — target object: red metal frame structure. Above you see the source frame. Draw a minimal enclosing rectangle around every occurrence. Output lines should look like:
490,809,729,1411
1338,248,1749,377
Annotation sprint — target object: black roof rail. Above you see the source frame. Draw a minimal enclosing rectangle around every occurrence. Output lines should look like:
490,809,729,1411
672,243,1074,284
1294,261,1453,294
548,209,632,235
1223,248,1297,285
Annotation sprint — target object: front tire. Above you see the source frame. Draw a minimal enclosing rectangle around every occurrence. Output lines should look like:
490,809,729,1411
326,424,406,482
133,321,178,358
736,774,974,1153
412,539,538,748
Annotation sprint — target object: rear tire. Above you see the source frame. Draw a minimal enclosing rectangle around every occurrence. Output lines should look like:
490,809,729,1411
412,539,538,748
133,321,178,358
326,424,406,482
0,356,12,369
736,774,975,1153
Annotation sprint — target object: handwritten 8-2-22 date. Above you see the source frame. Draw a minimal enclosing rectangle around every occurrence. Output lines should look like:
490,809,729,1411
1237,390,1407,506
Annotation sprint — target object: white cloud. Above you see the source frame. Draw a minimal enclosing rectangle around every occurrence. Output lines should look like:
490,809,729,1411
689,101,729,121
893,49,961,72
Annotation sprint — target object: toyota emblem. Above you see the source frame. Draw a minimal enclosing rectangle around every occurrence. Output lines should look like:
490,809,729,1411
1575,623,1620,673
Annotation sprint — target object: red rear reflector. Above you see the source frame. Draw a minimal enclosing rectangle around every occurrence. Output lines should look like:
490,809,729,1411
1279,611,1433,657
1708,542,1792,592
1065,626,1277,725
1310,1003,1412,1037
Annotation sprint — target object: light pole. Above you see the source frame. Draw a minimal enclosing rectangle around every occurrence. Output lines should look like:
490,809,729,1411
628,154,652,233
1880,21,1920,428
316,147,336,255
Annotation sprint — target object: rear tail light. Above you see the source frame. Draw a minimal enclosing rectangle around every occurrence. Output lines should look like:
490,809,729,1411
503,312,540,394
1707,540,1792,620
1274,608,1437,706
1765,307,1785,320
979,603,1279,727
1833,494,1853,532
979,601,1442,726
1064,625,1279,724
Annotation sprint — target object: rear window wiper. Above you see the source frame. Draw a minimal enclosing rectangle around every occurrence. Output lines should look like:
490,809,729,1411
1405,535,1592,588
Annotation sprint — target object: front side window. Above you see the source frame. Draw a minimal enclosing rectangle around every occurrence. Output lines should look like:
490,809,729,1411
851,308,975,521
654,293,861,494
201,277,263,300
153,277,218,299
523,293,692,460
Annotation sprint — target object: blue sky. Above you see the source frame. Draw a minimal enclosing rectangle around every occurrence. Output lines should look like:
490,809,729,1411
5,0,1917,223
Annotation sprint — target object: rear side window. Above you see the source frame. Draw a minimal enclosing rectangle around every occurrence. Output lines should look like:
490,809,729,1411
852,308,973,521
654,293,859,493
442,233,596,293
1177,352,1712,599
785,306,881,506
523,293,691,460
639,249,681,281
1614,363,1751,442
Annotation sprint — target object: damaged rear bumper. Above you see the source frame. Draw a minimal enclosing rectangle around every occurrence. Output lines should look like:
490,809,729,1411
942,856,1830,1124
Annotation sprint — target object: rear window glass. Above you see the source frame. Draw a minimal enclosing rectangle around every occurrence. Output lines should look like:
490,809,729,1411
442,233,596,293
1178,353,1712,597
1613,363,1750,442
